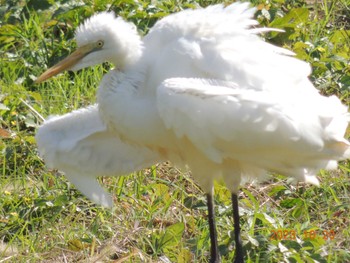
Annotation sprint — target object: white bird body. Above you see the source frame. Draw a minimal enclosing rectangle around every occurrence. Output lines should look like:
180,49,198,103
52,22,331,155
92,3,349,194
36,2,350,200
35,3,349,261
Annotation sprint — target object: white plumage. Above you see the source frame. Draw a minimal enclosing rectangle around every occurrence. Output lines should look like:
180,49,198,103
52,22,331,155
36,105,161,207
35,2,349,262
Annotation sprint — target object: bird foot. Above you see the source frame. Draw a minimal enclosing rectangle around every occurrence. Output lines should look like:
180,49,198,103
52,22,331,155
209,256,220,263
233,254,244,263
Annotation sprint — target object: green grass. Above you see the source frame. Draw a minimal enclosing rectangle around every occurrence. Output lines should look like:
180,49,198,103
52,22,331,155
1,0,349,262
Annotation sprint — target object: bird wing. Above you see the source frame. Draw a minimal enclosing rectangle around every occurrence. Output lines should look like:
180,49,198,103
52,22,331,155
143,2,311,92
157,78,350,178
36,105,160,207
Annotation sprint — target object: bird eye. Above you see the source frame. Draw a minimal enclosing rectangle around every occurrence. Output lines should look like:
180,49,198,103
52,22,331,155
96,40,104,48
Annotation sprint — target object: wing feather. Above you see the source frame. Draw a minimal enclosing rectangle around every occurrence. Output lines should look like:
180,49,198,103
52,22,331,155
36,105,160,206
157,78,349,176
143,2,311,93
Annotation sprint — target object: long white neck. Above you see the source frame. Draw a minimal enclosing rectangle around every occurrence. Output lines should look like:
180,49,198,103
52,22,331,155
96,69,167,146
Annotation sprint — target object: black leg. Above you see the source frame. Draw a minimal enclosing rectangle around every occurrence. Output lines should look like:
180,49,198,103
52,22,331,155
207,193,220,263
232,193,244,263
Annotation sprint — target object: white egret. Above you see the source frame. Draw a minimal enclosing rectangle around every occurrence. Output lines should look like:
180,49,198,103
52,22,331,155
36,2,350,262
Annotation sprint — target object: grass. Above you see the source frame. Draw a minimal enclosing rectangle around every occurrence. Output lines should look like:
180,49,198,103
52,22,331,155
0,0,349,262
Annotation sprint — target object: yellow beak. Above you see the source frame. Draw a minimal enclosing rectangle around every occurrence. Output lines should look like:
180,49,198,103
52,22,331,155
35,44,95,83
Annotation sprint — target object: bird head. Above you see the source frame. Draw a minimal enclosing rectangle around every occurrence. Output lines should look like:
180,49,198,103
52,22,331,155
36,12,143,83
